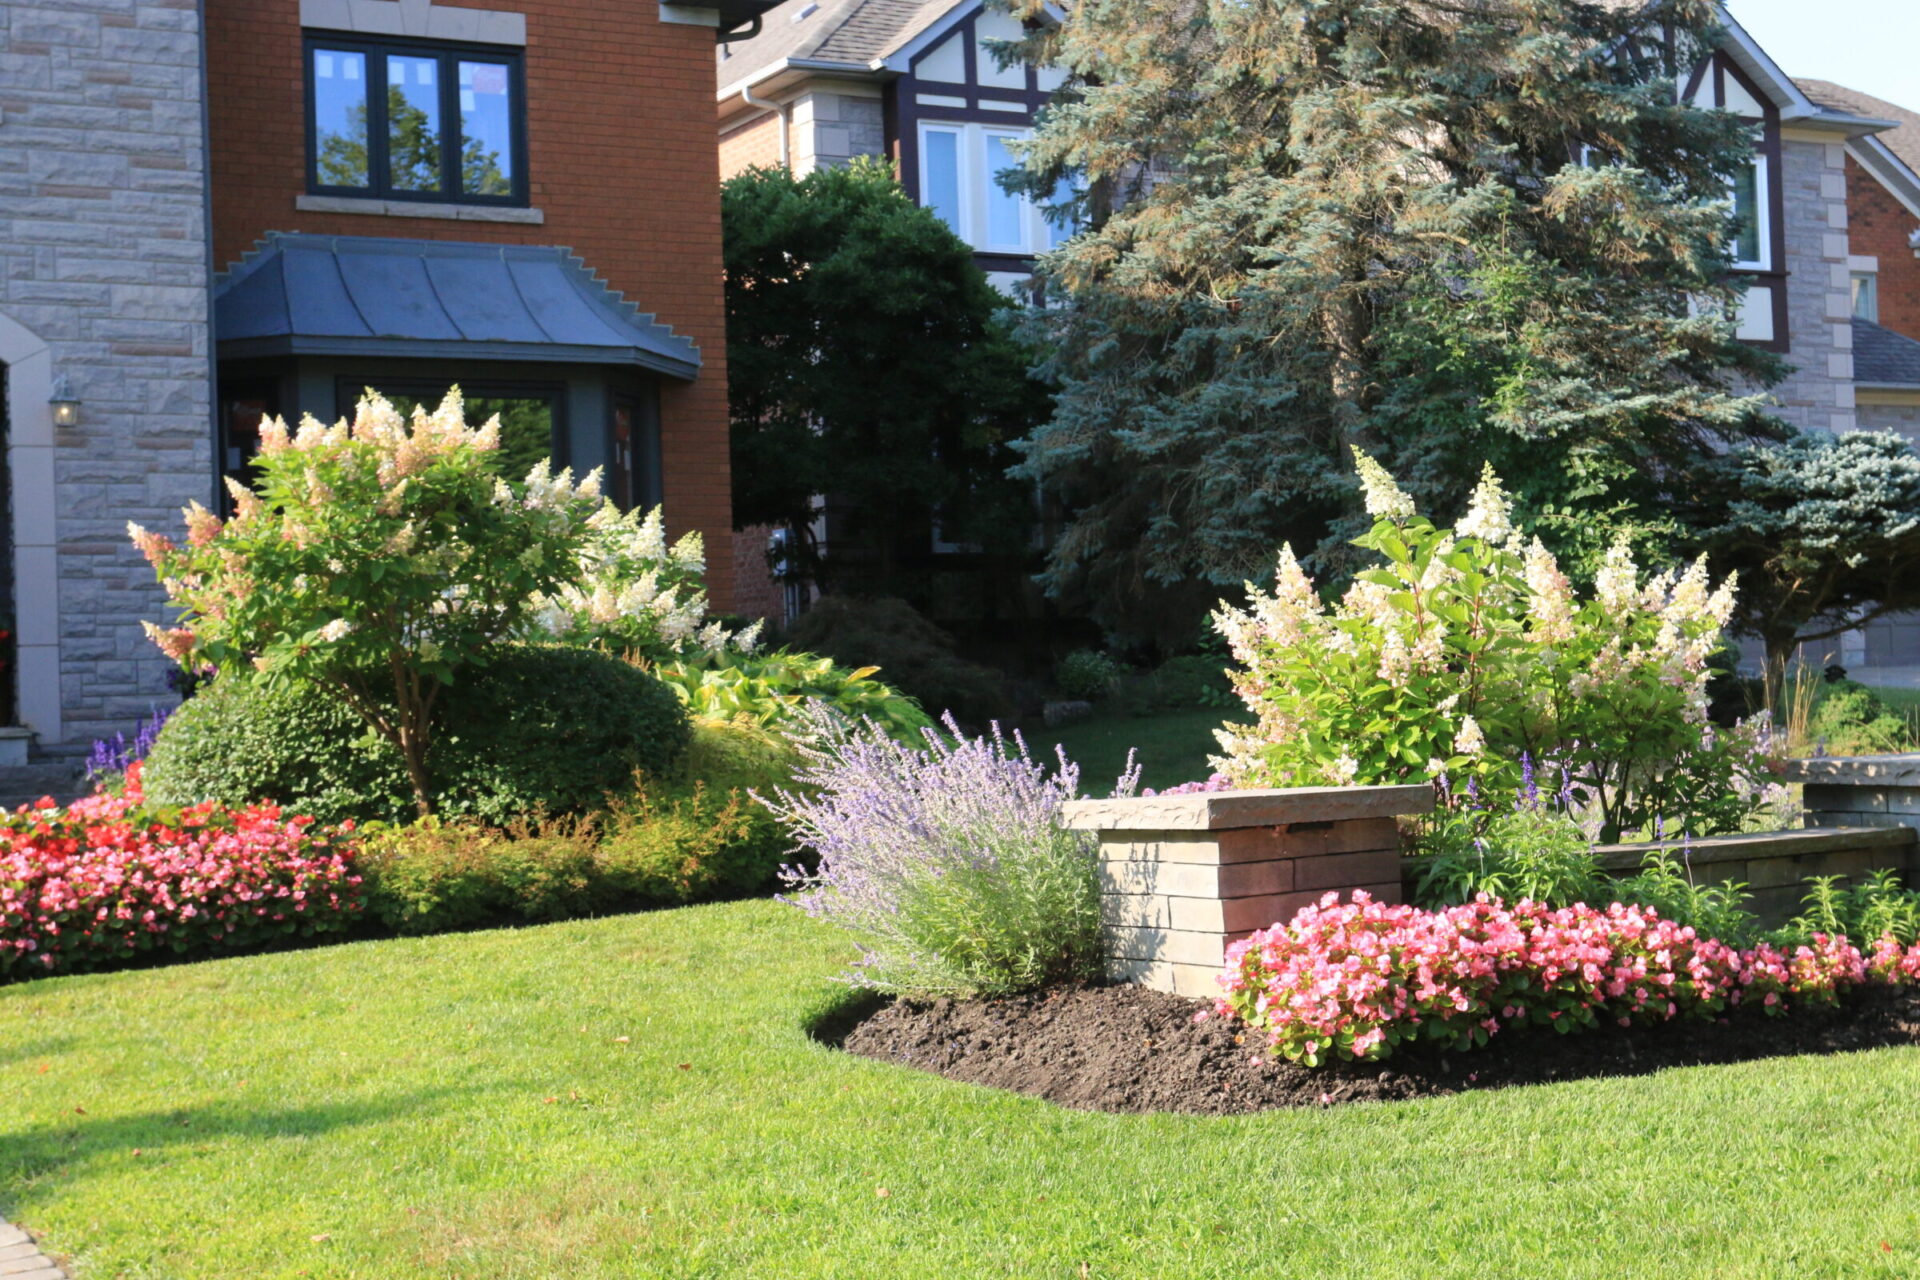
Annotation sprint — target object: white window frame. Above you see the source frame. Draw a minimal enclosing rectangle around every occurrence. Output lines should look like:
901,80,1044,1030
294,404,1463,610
917,120,1072,255
1853,270,1879,323
1728,147,1770,272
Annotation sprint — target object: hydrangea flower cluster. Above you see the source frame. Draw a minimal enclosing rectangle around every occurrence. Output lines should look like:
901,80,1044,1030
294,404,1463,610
1218,890,1882,1066
0,764,364,978
1211,450,1771,839
529,504,762,663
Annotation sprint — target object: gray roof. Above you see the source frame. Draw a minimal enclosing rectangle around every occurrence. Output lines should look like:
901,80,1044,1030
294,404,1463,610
1797,79,1920,175
1854,317,1920,389
214,233,701,379
717,0,954,94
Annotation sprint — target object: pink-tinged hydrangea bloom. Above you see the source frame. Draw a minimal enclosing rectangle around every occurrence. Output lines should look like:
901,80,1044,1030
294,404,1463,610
1217,891,1881,1066
0,764,364,978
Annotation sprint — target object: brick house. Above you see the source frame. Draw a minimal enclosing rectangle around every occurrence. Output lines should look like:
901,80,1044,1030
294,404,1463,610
0,0,774,754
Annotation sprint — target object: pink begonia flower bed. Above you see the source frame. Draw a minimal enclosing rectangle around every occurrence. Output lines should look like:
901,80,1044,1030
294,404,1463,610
1218,890,1920,1066
0,763,364,978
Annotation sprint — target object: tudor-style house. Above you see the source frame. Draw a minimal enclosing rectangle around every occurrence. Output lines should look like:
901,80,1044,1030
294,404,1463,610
716,0,1068,292
1,0,776,761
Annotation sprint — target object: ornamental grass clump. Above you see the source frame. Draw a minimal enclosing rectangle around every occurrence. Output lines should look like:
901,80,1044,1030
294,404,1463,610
766,704,1137,997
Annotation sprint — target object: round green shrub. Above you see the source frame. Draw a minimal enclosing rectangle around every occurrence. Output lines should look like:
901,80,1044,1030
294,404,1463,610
1055,648,1124,701
432,645,691,825
144,646,691,825
1150,654,1233,708
143,675,415,826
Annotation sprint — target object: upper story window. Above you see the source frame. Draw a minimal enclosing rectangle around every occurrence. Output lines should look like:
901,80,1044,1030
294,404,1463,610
1727,147,1769,272
306,33,527,205
919,121,1078,256
1853,271,1879,322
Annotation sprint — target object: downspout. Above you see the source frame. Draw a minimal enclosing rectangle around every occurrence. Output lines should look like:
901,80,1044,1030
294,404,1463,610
740,83,791,170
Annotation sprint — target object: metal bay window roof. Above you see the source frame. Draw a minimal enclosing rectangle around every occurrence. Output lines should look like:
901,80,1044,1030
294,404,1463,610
214,233,702,380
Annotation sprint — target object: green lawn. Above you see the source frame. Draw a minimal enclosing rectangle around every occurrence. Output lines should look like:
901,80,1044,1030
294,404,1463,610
1026,706,1223,792
6,903,1920,1277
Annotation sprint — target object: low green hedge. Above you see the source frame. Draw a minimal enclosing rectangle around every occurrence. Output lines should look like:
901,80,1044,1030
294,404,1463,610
143,646,690,826
356,716,804,934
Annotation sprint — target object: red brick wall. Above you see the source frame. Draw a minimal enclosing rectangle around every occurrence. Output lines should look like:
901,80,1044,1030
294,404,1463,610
1847,155,1920,343
205,0,739,607
718,111,781,179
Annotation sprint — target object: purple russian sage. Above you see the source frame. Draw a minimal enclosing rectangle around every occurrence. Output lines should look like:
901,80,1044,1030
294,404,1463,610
762,702,1138,997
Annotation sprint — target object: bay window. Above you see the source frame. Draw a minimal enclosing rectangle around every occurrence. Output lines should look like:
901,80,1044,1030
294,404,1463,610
919,122,1081,255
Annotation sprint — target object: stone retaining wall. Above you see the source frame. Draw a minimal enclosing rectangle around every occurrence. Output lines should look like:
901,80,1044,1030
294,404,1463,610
1590,826,1916,926
1061,785,1433,998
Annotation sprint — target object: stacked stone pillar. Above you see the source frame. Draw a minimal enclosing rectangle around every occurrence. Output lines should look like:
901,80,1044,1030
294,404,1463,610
1783,754,1920,830
1059,785,1433,998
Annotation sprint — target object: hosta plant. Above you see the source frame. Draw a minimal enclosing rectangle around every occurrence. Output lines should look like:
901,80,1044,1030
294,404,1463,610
652,648,931,742
1213,451,1774,839
132,388,601,815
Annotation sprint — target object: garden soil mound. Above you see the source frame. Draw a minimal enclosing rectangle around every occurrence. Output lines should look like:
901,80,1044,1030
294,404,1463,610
834,983,1920,1115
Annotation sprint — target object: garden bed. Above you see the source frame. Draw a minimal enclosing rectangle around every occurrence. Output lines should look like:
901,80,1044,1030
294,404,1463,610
833,982,1920,1115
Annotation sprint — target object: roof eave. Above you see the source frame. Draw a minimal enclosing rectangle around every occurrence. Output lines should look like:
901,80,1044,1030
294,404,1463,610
717,55,886,107
216,335,702,381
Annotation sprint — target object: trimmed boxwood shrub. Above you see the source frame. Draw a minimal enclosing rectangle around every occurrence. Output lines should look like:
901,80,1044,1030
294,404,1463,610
142,676,415,826
144,646,690,825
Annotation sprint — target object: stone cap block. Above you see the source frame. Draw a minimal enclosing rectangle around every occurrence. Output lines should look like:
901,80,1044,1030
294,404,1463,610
1780,754,1920,787
1060,784,1433,832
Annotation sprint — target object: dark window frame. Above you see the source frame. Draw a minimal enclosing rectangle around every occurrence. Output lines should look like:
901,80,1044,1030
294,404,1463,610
304,30,529,207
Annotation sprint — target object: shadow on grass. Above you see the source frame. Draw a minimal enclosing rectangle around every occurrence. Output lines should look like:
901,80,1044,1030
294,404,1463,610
803,987,890,1050
0,1083,497,1194
0,1036,77,1067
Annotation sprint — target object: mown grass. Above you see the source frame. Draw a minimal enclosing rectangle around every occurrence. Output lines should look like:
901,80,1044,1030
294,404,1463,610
1026,706,1223,793
6,900,1920,1278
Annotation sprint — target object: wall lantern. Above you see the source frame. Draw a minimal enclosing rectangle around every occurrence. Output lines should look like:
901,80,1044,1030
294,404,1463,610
48,374,80,428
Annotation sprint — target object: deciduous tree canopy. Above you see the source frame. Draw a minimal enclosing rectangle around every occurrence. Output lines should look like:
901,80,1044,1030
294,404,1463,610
723,160,1046,594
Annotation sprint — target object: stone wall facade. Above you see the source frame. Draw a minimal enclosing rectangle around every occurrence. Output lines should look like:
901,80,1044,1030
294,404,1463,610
1858,398,1920,440
1766,134,1857,435
786,89,885,171
0,0,214,748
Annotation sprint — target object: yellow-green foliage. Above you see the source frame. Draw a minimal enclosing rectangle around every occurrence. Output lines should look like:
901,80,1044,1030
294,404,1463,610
356,716,805,935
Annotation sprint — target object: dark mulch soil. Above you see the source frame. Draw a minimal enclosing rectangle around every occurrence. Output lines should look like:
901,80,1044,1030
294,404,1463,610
830,982,1920,1115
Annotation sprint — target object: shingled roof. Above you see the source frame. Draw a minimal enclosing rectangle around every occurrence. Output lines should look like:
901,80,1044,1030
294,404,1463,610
717,0,953,96
1854,318,1920,390
1798,79,1920,180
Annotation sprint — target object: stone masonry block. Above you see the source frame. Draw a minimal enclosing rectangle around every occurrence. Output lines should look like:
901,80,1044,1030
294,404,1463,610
1805,785,1885,813
1217,816,1398,861
1107,958,1223,1000
1744,848,1880,890
1105,925,1238,968
1293,847,1401,892
1063,785,1432,832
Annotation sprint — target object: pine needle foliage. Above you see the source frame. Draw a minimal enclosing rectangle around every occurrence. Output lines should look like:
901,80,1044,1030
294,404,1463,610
1000,0,1784,638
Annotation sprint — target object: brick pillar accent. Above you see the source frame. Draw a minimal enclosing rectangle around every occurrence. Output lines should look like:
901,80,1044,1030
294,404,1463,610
1060,785,1433,998
1782,754,1920,830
